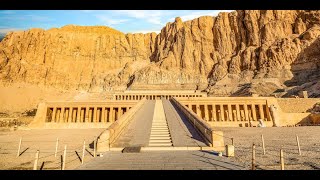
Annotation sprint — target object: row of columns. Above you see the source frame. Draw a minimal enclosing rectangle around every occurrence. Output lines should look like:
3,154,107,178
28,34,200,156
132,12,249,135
187,103,269,122
114,94,203,100
47,106,131,123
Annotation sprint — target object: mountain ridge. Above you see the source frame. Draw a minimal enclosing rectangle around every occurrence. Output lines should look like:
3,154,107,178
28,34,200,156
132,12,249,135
1,10,320,97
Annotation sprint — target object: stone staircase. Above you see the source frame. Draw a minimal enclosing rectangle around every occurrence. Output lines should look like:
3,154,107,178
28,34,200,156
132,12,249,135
148,100,173,147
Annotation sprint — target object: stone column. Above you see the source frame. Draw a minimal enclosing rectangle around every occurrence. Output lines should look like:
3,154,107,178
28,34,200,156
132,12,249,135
76,107,81,123
236,104,241,121
119,107,123,118
88,108,92,122
110,107,114,122
269,104,279,127
93,107,97,123
228,104,233,121
72,108,76,122
196,104,201,118
84,107,89,122
51,107,57,123
258,104,265,120
251,104,257,121
212,104,217,121
101,107,106,123
59,107,65,123
204,104,209,121
244,104,249,121
220,105,225,121
98,108,101,122
81,108,85,123
68,107,73,123
240,110,245,121
57,108,61,123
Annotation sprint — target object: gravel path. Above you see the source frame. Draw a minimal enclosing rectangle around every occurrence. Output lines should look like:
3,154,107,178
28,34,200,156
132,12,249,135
0,128,105,170
214,127,320,170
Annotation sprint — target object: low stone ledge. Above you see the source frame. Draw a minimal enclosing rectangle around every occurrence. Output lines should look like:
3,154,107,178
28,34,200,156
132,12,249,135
96,98,147,152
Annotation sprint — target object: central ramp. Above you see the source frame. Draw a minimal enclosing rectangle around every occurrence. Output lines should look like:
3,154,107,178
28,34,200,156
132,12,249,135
112,99,208,149
111,100,155,147
148,100,173,147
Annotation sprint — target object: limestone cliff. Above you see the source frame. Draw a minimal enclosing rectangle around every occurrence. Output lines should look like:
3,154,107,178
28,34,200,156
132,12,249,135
1,10,320,97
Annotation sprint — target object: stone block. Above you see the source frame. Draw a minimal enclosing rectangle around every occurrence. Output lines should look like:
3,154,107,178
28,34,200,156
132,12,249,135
211,131,225,152
225,145,234,157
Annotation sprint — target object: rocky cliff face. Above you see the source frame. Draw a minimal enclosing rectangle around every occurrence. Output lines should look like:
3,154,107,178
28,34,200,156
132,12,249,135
1,10,320,97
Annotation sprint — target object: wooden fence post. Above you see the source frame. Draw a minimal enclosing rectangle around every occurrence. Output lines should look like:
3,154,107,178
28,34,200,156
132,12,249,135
296,135,301,156
17,137,22,157
280,149,284,170
261,134,266,155
252,143,256,170
33,150,39,170
93,137,96,157
55,138,59,158
82,140,85,164
62,145,67,170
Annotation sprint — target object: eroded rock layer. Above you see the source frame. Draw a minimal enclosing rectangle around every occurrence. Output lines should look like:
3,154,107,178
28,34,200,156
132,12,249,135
1,10,320,97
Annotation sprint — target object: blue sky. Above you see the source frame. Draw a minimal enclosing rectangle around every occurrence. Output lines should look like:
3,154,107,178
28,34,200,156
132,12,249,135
0,10,234,36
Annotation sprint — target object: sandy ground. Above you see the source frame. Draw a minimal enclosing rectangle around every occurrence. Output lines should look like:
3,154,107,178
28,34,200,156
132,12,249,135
214,127,320,170
0,128,105,170
0,126,319,170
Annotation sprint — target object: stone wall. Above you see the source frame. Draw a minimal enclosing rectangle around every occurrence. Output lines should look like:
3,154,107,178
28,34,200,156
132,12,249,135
277,98,320,113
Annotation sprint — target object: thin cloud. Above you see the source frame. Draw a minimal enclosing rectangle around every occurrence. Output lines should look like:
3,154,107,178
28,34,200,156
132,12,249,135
113,10,165,25
0,28,22,35
0,14,54,22
95,15,129,26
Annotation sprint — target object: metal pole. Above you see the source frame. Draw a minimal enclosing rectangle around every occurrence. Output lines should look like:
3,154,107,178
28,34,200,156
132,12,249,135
252,143,256,170
17,137,22,157
82,140,85,164
261,134,266,155
296,135,301,156
33,150,39,170
55,138,59,158
62,145,67,170
93,137,96,157
280,149,284,170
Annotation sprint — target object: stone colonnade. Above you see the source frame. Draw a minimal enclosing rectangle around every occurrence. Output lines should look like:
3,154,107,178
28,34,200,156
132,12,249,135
114,94,203,100
46,105,132,123
185,102,271,122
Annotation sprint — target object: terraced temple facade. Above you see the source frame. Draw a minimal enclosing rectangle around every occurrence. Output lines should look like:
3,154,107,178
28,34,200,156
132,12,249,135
28,90,319,152
31,91,319,129
113,90,207,100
